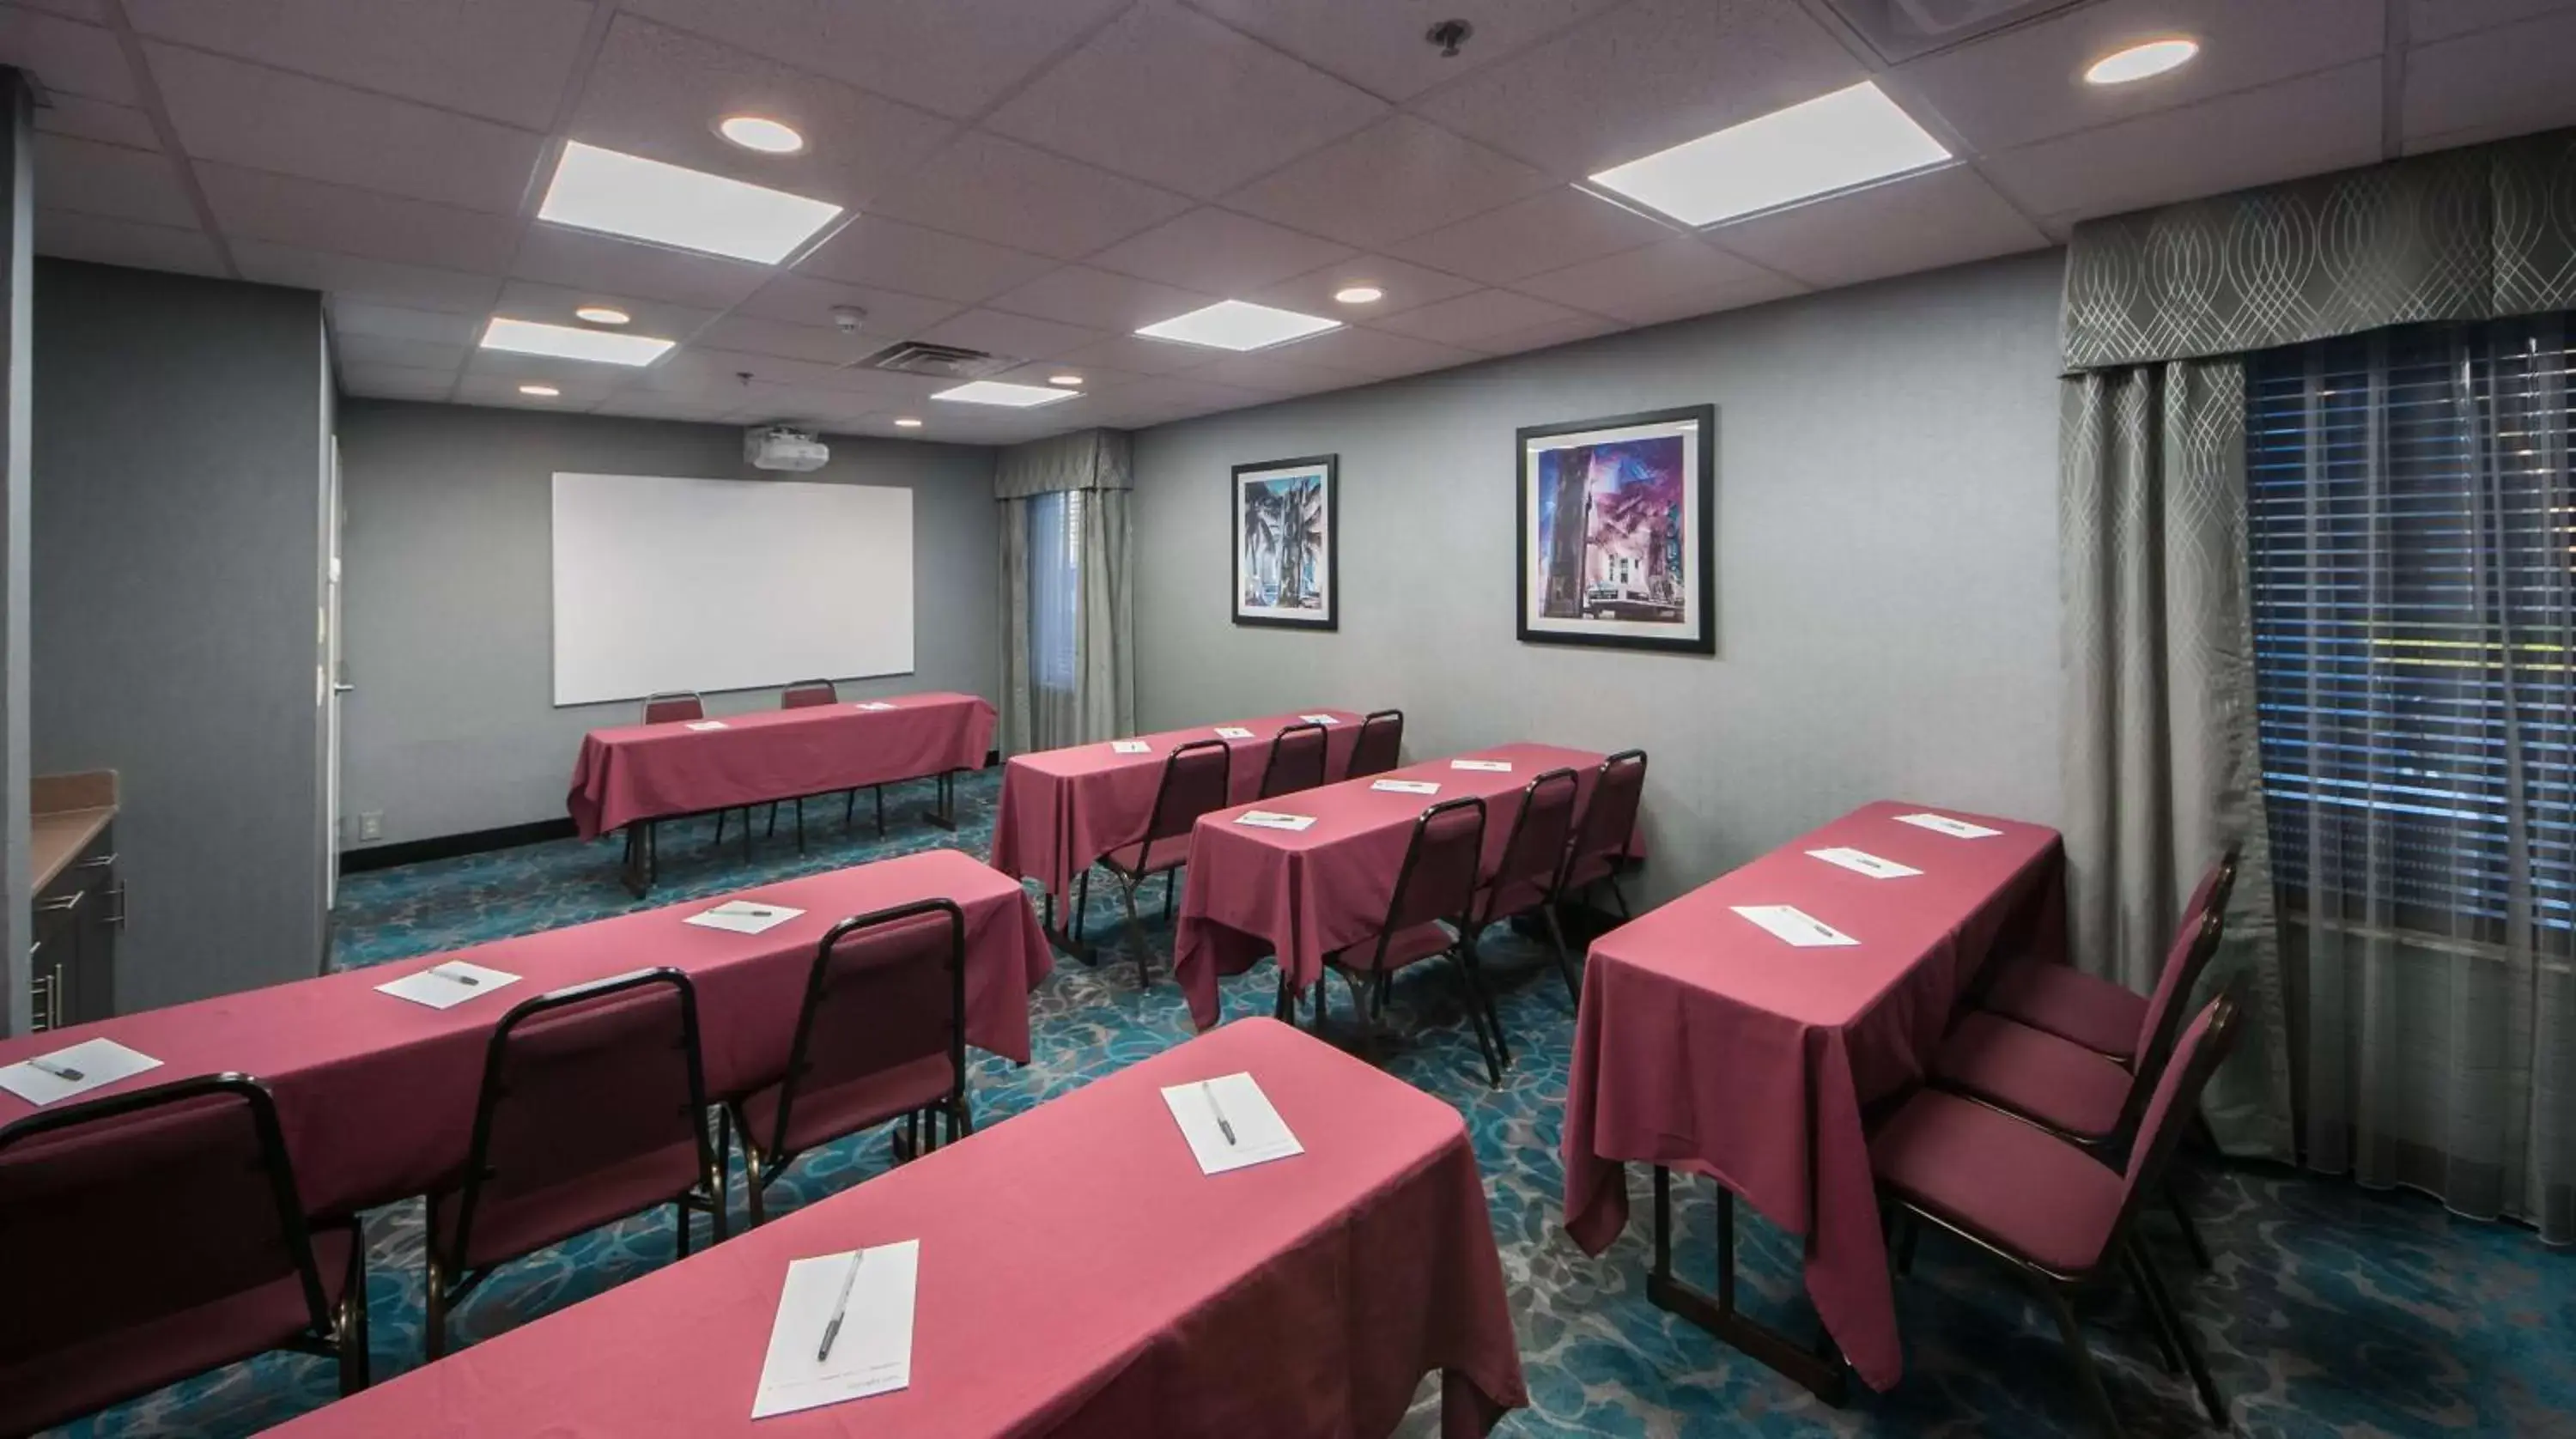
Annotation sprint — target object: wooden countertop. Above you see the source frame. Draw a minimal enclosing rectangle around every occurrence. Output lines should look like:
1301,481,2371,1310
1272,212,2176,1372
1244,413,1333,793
31,770,117,890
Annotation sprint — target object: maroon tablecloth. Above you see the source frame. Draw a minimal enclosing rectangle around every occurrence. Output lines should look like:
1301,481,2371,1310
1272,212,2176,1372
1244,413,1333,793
0,850,1049,1217
1559,800,2065,1392
1171,743,1612,1030
987,709,1364,911
264,1017,1528,1439
568,691,997,840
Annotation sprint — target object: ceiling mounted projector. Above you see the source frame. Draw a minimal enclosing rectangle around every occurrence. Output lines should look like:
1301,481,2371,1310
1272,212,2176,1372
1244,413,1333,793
744,424,829,473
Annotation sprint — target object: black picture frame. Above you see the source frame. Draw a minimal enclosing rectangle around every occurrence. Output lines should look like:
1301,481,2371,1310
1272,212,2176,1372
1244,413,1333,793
1516,404,1716,655
1230,454,1339,631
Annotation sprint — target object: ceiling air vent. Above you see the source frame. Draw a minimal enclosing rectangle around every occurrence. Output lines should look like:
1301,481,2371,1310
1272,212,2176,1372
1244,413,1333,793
862,341,1014,379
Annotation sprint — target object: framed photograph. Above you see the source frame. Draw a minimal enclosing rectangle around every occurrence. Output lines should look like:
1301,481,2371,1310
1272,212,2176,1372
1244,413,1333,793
1516,405,1716,655
1232,454,1338,630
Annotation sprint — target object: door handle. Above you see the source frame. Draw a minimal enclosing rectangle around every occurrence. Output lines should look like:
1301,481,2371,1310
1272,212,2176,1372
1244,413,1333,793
332,683,356,695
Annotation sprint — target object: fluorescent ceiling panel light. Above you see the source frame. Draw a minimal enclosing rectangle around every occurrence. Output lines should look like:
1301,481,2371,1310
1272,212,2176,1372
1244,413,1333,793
1136,300,1340,352
931,380,1080,408
481,316,675,367
2085,38,2198,84
1587,82,1950,228
538,141,842,264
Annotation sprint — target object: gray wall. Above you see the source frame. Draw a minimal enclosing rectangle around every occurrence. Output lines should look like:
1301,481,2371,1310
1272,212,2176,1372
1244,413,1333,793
32,258,330,1010
1133,250,2066,903
336,401,999,847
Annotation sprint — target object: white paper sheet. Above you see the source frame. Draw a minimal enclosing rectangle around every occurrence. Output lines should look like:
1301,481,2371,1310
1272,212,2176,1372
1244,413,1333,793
1894,812,2002,839
1235,811,1317,832
1729,904,1860,948
375,960,524,1011
853,701,897,712
1110,739,1151,755
1449,759,1512,773
1161,1072,1303,1175
1370,779,1440,795
684,720,729,732
685,899,807,935
1805,847,1923,880
1297,713,1340,725
1213,726,1255,740
0,1038,163,1107
750,1241,920,1419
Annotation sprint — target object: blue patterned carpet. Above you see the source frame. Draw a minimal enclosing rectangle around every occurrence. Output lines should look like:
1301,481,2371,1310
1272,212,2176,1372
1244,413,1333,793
52,769,2576,1437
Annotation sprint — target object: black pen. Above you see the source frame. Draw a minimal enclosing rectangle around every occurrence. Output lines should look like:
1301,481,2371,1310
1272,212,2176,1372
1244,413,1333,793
817,1248,864,1363
27,1057,85,1083
1200,1080,1236,1146
430,967,481,987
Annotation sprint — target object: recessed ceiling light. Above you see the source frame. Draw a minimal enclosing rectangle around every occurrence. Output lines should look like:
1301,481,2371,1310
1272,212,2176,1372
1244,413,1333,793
1587,81,1951,228
480,316,675,367
574,305,631,325
518,384,561,397
2085,38,2198,85
894,417,924,428
717,115,805,154
1047,373,1084,386
1137,300,1340,352
1333,285,1384,305
930,380,1081,409
538,141,841,264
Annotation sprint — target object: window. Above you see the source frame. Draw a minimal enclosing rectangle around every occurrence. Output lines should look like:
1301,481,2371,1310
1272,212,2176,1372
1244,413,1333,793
2246,315,2575,932
1027,489,1084,694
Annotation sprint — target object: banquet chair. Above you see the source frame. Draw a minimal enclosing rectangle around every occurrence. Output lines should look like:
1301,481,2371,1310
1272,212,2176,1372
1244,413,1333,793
0,1075,369,1436
1315,796,1510,1086
766,678,863,850
642,690,703,724
424,968,725,1357
1873,986,2243,1438
1468,766,1585,1006
1258,720,1332,799
731,900,969,1227
1978,851,2239,1063
1346,708,1404,780
1084,739,1231,986
1562,749,1647,919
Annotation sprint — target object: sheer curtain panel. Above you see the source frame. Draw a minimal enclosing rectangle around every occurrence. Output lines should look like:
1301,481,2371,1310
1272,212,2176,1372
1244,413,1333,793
995,430,1134,755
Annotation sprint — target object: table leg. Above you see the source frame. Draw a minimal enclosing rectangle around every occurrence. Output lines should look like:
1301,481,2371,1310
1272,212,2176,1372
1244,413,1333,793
620,824,649,899
920,769,959,831
1041,886,1097,964
1648,1165,1849,1406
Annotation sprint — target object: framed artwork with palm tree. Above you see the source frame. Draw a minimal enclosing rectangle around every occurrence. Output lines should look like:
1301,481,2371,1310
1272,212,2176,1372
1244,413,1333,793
1232,454,1338,630
1516,404,1716,654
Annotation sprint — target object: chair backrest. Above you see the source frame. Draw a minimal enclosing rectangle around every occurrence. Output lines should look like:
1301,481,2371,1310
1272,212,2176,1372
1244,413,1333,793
1260,721,1332,799
0,1075,333,1399
1346,708,1404,779
781,678,838,709
643,691,704,724
1566,749,1648,876
443,968,714,1272
1139,739,1233,847
1480,767,1583,926
1378,797,1489,943
2180,847,2240,936
2110,983,2244,1237
762,900,967,1159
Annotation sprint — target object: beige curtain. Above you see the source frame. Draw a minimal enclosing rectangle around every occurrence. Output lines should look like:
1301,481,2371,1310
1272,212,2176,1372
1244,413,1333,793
995,430,1133,754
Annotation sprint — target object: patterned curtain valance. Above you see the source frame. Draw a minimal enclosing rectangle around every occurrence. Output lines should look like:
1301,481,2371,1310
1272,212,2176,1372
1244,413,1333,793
993,427,1133,499
2062,126,2576,371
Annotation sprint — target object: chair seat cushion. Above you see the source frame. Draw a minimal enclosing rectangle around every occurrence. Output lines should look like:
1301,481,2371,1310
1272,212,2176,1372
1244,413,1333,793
0,1223,351,1436
1102,835,1191,877
1327,921,1457,975
739,1053,956,1163
1981,958,2146,1061
1871,1090,2123,1276
1936,1011,2131,1141
432,1142,707,1272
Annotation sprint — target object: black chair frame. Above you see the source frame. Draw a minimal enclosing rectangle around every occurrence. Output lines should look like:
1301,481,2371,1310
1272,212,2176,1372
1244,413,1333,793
1564,749,1647,919
1081,739,1230,987
1303,795,1510,1087
1471,766,1586,1006
1258,720,1334,800
1346,708,1405,780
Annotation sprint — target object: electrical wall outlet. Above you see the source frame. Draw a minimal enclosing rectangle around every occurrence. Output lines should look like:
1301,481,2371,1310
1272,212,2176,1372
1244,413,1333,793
358,811,384,841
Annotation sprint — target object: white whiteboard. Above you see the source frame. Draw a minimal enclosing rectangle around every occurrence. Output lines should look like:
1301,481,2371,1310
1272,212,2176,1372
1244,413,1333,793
550,472,914,706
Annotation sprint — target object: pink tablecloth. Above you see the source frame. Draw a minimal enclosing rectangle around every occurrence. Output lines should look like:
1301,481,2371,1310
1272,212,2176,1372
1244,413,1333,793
987,708,1364,911
1172,743,1612,1029
265,1017,1528,1439
568,691,997,839
1559,800,2065,1393
0,850,1050,1217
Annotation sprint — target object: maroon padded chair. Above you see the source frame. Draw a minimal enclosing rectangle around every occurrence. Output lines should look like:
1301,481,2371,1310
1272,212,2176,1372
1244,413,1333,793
1083,739,1231,987
1562,749,1646,918
1469,767,1585,1006
423,968,724,1357
1345,708,1404,780
1979,850,2239,1061
1258,720,1332,800
768,678,856,849
1873,986,2244,1437
0,1075,368,1435
1315,796,1509,1085
781,678,837,708
641,691,704,724
731,899,969,1226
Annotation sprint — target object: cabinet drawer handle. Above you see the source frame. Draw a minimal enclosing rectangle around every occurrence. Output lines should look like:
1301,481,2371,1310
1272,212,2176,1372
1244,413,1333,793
36,890,82,914
76,852,117,870
106,883,127,928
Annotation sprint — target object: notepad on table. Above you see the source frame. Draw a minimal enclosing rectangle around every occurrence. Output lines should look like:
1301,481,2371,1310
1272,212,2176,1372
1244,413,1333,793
0,1038,162,1108
1110,739,1151,755
1297,713,1340,725
1370,779,1440,795
1162,1072,1303,1175
376,961,523,1010
686,899,806,935
750,1241,920,1419
1894,811,2002,839
1234,811,1316,832
683,720,729,732
1806,847,1923,880
1450,759,1512,773
1730,904,1860,948
1212,726,1255,740
853,701,898,712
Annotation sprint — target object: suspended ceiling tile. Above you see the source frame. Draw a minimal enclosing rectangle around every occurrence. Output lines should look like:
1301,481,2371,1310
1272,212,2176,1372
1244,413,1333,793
863,130,1194,261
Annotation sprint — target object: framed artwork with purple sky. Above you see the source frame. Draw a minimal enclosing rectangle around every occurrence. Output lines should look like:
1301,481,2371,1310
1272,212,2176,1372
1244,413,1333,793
1516,405,1716,654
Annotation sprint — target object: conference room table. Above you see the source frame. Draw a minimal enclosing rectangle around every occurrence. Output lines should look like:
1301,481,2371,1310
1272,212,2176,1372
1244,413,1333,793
569,690,997,895
265,1017,1528,1439
0,849,1051,1218
1171,742,1613,1030
1558,800,2065,1401
987,707,1364,952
